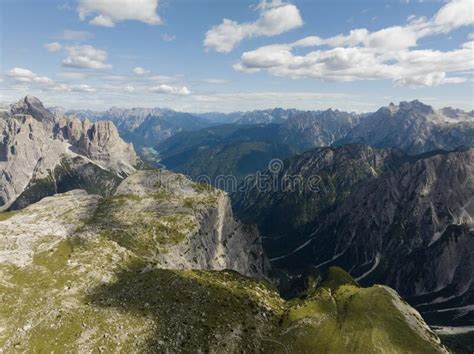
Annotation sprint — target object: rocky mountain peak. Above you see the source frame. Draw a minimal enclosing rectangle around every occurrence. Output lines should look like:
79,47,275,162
10,96,55,124
399,99,434,114
55,117,138,173
1,96,140,211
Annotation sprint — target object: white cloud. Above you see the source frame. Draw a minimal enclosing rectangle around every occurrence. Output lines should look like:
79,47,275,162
89,14,115,27
44,42,62,52
77,0,161,27
150,84,190,96
71,84,96,92
133,66,150,75
161,34,176,42
125,85,135,93
62,45,112,70
6,67,67,92
7,67,56,86
234,0,474,87
204,0,303,53
7,67,37,82
432,0,473,31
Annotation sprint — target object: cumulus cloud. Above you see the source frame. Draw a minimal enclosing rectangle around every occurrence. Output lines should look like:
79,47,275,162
204,0,303,53
44,42,62,52
234,0,474,87
133,66,150,75
7,68,53,85
62,45,112,70
77,0,161,27
432,0,474,31
150,84,190,96
6,67,68,92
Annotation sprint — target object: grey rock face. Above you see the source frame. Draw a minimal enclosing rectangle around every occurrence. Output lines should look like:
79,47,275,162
235,108,301,125
0,96,139,211
57,117,138,174
10,95,56,126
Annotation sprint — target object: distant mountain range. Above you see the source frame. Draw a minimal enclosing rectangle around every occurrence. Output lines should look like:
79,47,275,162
155,109,362,189
336,100,474,154
51,106,215,152
153,101,472,189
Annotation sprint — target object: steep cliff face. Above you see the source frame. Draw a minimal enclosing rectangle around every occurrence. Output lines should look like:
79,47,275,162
0,183,447,352
0,113,66,210
106,170,269,276
0,96,139,211
57,117,137,174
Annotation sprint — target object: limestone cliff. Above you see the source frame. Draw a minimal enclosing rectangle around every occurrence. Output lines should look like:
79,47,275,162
0,96,139,211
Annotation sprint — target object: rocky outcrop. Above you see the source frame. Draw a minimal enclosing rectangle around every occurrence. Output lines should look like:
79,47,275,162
0,96,139,211
306,148,474,326
57,117,137,174
0,169,268,277
10,95,56,126
110,170,269,276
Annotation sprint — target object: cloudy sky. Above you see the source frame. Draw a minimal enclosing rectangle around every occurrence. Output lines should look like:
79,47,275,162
1,0,473,112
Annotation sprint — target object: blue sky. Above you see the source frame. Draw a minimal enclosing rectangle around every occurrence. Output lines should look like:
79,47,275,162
0,0,473,112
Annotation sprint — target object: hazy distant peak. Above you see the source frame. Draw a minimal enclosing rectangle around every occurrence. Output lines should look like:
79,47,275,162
398,100,434,114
